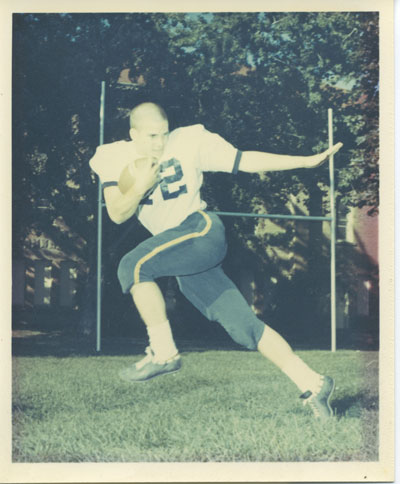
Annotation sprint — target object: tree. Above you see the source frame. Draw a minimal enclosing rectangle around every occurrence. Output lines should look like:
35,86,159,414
153,11,379,340
12,11,379,339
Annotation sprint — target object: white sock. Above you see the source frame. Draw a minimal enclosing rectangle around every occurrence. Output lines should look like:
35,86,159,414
258,325,323,394
146,320,178,362
280,354,323,394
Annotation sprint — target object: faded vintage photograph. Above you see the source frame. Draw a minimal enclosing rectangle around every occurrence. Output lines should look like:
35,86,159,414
3,0,395,482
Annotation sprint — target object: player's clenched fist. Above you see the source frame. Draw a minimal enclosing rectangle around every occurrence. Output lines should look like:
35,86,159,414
119,157,160,197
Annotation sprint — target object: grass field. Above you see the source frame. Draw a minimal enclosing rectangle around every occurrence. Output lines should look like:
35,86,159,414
12,333,379,463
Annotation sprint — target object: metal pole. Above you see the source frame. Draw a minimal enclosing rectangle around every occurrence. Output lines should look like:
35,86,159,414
96,81,106,352
216,211,332,222
328,108,337,352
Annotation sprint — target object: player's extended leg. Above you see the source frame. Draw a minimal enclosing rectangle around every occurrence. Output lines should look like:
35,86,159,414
177,267,334,418
257,326,334,418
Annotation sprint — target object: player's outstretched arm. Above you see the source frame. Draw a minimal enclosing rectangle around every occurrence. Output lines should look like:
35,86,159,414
239,142,343,173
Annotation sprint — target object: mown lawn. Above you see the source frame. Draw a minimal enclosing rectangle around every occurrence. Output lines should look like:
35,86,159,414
12,336,379,463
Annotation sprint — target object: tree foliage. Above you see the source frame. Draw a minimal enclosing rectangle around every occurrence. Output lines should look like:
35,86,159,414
12,11,379,335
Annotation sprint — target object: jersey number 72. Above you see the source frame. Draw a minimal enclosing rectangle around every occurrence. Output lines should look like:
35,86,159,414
142,158,187,205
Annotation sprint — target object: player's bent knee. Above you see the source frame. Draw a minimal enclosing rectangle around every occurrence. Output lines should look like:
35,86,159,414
206,290,266,351
207,306,265,350
117,251,151,294
226,323,264,350
117,254,130,293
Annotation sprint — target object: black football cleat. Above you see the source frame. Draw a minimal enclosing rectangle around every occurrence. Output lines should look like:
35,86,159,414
300,376,335,419
119,347,182,382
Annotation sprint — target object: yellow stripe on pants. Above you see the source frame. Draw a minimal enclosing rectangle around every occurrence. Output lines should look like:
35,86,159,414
133,210,213,285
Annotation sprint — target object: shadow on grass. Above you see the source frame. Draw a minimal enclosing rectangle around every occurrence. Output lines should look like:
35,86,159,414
12,330,247,358
332,392,379,418
12,324,380,359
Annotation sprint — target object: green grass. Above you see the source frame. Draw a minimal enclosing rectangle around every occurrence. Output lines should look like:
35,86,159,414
12,343,378,463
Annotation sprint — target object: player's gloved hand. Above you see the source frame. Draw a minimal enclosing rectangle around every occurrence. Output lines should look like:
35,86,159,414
129,157,160,196
304,142,343,169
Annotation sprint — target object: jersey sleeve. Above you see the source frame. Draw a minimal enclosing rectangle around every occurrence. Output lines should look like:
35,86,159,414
89,143,120,185
195,125,242,174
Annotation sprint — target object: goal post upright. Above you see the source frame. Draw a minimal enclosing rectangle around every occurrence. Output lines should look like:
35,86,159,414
96,80,106,352
328,108,337,353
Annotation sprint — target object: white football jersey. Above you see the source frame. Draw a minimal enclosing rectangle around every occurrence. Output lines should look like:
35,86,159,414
89,124,242,234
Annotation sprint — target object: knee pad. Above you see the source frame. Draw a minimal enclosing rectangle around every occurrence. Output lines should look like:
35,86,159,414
221,317,265,350
117,249,154,294
117,252,133,294
207,289,265,350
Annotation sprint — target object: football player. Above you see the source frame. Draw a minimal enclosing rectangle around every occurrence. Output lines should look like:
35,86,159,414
90,102,342,418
